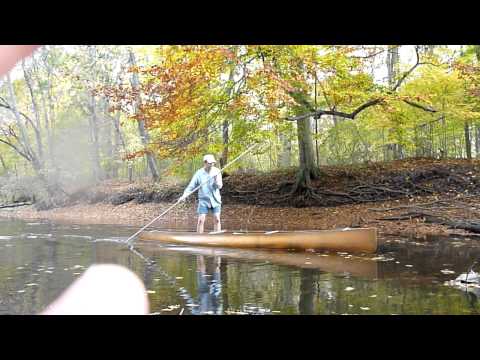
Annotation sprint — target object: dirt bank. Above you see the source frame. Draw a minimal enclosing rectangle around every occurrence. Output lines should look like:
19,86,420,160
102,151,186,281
1,193,478,239
3,159,480,239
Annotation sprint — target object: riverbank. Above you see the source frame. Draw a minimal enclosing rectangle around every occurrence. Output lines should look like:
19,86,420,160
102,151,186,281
1,193,478,239
3,158,480,239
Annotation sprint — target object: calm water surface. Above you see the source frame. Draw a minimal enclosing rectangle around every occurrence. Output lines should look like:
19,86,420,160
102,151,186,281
1,217,480,315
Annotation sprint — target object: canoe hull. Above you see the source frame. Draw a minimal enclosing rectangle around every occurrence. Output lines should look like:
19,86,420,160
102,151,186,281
139,228,378,253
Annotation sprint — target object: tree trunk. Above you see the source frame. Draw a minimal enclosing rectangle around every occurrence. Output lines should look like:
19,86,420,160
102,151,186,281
386,46,402,159
0,153,7,173
465,121,472,159
111,111,124,178
387,46,400,88
32,54,55,168
6,73,39,171
220,120,229,168
42,46,58,170
128,50,160,182
292,114,322,196
88,94,103,181
278,133,291,167
297,116,319,178
476,123,480,158
5,73,59,199
101,99,113,179
22,58,44,165
220,69,235,168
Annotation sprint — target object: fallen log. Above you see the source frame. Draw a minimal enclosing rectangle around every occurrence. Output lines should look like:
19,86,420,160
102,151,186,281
379,210,480,234
0,202,32,209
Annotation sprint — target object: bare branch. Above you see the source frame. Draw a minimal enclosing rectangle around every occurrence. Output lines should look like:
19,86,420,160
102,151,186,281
287,98,383,122
350,45,400,59
402,99,437,112
0,96,38,132
0,138,32,161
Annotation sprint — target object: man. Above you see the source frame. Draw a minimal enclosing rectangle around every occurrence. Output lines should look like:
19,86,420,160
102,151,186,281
180,154,223,233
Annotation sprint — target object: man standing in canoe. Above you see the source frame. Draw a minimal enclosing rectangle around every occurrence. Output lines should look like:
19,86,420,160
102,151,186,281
180,154,223,233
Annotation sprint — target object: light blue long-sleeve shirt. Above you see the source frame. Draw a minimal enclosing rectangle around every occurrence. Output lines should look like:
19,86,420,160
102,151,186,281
183,167,223,208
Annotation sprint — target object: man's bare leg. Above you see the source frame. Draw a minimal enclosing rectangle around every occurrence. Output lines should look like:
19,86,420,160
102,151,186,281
213,213,221,232
197,214,206,233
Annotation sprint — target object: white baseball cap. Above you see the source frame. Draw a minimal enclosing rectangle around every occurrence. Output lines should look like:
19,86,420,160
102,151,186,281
203,154,216,164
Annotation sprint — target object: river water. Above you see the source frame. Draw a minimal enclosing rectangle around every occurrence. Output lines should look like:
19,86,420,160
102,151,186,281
1,217,480,315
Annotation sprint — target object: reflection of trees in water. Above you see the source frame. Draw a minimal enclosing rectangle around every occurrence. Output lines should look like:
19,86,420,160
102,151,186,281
220,258,229,311
299,269,315,314
465,291,480,314
382,238,480,277
279,271,297,310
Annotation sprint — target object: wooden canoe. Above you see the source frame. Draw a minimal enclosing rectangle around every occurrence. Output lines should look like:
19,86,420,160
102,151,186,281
139,228,378,253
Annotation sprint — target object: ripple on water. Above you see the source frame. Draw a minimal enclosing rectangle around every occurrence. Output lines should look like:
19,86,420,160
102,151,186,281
63,235,93,240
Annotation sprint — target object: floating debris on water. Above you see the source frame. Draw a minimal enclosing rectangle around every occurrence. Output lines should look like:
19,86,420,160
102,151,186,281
64,235,93,240
17,290,25,293
146,290,156,294
405,264,414,268
345,287,355,291
371,256,395,262
370,295,377,298
305,262,312,265
73,272,81,275
91,237,124,243
25,283,38,287
360,307,370,311
225,310,248,315
175,277,184,280
44,270,53,274
16,266,24,270
72,265,84,270
440,269,455,275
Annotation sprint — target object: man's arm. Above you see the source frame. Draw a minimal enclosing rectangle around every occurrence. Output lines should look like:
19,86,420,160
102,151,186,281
181,171,199,199
212,169,223,190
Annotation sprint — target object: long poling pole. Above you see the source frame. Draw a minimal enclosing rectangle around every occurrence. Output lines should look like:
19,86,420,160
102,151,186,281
125,142,263,247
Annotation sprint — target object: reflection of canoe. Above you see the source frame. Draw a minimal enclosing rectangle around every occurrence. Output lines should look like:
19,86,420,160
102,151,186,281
139,228,377,253
139,244,379,279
